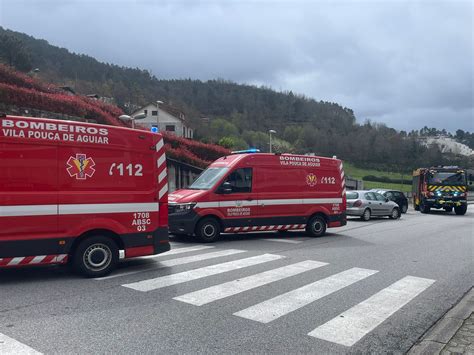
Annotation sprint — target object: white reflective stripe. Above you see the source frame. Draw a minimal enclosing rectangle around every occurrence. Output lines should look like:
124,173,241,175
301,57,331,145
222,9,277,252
234,267,378,323
157,154,166,167
309,276,435,346
277,225,283,229
29,256,47,264
195,198,343,209
158,185,168,199
60,203,159,215
156,139,164,151
122,254,283,292
174,260,327,306
0,205,57,217
54,254,68,263
252,226,259,231
0,332,43,354
8,257,25,266
158,169,167,183
242,226,250,231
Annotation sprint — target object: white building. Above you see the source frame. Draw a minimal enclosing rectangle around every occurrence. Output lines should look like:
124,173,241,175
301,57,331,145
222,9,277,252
131,102,193,138
420,136,474,156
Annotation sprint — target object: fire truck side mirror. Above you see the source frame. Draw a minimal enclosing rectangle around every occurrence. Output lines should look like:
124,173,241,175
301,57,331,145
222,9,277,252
218,182,233,194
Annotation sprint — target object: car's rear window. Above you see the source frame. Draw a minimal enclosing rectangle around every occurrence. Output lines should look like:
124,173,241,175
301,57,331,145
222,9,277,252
346,192,358,199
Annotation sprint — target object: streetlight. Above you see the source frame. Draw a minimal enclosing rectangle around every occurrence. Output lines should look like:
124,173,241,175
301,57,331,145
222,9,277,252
119,112,146,129
156,100,163,131
269,129,276,153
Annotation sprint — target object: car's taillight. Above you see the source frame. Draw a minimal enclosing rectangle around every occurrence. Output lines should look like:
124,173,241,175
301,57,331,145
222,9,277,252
353,200,362,207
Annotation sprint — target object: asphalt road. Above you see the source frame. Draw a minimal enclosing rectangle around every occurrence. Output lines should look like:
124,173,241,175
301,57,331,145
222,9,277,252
1,209,473,354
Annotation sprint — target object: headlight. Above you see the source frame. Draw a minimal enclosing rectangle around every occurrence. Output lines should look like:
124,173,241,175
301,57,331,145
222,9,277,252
175,203,196,212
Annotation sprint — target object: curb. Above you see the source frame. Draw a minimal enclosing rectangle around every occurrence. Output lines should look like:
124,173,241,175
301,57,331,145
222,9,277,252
408,288,474,354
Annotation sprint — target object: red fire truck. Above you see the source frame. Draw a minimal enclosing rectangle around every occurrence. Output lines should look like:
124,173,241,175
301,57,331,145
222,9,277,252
169,151,347,242
0,115,170,277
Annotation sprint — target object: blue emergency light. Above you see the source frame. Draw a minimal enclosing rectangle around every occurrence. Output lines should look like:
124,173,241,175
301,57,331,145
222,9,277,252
151,126,159,133
231,148,261,154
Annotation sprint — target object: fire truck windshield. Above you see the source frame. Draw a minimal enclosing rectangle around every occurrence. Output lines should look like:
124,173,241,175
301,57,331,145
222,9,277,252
189,167,229,190
427,172,466,186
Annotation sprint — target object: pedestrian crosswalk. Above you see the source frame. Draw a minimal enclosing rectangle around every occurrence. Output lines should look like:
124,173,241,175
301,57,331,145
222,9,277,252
107,243,435,347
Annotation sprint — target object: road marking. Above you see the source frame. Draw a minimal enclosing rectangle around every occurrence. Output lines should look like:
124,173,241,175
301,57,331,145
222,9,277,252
0,332,42,354
262,238,304,244
122,253,284,292
95,249,244,280
174,260,328,306
308,275,435,346
234,267,378,323
142,245,215,257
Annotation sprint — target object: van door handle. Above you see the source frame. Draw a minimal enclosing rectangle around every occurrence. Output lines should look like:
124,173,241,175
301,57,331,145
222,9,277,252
246,198,253,201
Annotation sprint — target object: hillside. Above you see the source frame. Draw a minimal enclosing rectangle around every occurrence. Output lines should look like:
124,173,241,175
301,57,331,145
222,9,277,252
0,26,472,172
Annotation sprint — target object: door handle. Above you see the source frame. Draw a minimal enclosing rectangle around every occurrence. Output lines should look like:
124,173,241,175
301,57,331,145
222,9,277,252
246,198,253,201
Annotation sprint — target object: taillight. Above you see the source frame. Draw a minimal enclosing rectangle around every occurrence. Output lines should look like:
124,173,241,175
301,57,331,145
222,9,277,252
353,200,362,207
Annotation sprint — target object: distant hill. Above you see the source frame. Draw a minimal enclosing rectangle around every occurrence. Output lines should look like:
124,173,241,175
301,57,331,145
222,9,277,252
0,26,472,171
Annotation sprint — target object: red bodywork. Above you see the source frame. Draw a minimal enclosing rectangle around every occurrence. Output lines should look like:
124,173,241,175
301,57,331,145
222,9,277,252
0,115,170,268
168,153,346,235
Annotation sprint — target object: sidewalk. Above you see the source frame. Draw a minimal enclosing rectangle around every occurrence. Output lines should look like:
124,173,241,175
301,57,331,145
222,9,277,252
409,288,474,354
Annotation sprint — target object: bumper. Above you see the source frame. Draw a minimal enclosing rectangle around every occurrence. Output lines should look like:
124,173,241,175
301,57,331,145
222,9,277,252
346,207,365,217
424,198,467,208
169,210,201,235
153,227,171,254
328,212,347,227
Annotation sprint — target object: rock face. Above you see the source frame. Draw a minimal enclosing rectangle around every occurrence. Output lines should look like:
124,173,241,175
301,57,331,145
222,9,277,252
420,136,474,156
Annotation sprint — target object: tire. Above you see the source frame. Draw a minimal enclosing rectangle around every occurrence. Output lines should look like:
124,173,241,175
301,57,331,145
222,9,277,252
389,208,400,219
454,205,467,215
414,204,420,211
305,215,327,237
72,236,119,278
444,207,453,213
195,217,221,243
360,208,371,221
401,204,408,214
420,201,430,214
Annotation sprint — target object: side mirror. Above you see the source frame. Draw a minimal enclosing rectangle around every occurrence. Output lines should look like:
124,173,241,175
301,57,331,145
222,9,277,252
385,198,390,203
218,182,233,194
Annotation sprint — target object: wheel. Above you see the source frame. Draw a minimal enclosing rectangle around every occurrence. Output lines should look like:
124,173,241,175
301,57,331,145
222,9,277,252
444,207,453,213
414,204,420,211
360,208,371,221
72,236,119,278
305,215,327,237
401,204,408,214
195,217,221,242
420,201,430,214
389,208,400,219
454,205,467,215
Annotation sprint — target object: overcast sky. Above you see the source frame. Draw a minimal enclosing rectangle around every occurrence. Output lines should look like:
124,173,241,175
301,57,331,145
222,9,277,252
0,0,472,132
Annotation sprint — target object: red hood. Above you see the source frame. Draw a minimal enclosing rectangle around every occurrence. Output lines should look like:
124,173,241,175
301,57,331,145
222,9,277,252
168,189,209,203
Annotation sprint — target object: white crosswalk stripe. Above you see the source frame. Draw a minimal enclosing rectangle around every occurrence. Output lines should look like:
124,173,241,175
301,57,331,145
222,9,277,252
262,238,304,244
122,253,284,292
0,332,42,354
95,248,244,280
308,275,435,346
174,260,328,306
234,267,378,323
145,245,215,257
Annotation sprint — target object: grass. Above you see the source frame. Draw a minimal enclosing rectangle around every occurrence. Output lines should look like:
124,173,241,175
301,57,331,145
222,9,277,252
344,162,412,193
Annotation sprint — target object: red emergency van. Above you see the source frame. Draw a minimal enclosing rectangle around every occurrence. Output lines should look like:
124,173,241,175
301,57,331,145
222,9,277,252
168,151,346,242
0,115,170,277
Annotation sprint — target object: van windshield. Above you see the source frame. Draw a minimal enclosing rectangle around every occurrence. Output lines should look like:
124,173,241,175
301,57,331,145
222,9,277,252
189,167,229,190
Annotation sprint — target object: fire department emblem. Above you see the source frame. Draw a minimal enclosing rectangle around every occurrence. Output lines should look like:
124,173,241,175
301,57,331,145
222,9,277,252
67,154,96,180
306,173,317,187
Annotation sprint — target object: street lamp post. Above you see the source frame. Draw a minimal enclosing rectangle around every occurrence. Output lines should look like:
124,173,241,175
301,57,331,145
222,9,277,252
269,129,276,153
119,113,146,129
156,100,163,131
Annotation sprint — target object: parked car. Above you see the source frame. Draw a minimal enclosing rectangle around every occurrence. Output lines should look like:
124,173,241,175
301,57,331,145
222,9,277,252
371,189,409,213
346,190,401,221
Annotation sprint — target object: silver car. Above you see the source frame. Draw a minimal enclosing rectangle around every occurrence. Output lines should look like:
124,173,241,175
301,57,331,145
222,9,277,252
346,190,401,221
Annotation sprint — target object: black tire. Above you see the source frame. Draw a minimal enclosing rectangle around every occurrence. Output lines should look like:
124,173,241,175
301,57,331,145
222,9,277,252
361,208,371,221
389,208,401,219
420,201,430,214
72,236,119,278
305,215,327,237
414,203,420,211
454,205,467,215
444,207,453,213
195,217,221,243
401,204,408,214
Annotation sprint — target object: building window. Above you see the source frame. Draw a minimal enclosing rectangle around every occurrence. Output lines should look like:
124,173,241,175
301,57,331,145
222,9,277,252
166,125,175,132
152,111,158,116
183,126,186,137
144,109,148,115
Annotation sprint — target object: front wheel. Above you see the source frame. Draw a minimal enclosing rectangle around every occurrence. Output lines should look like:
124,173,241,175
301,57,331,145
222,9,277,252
361,208,371,221
389,208,401,219
72,236,119,278
306,215,327,237
195,217,221,243
454,205,467,215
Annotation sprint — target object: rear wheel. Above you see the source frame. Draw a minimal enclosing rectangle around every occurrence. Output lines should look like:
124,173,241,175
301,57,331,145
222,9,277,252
72,236,119,278
361,208,371,221
305,215,327,237
195,217,221,243
454,205,467,215
420,201,430,214
389,208,401,219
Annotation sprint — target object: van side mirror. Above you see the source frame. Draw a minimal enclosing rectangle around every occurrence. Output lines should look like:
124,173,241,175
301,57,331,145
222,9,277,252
218,182,233,194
